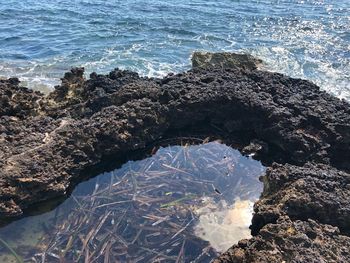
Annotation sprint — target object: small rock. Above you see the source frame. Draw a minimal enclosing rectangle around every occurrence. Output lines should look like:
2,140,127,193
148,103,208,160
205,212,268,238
191,51,262,70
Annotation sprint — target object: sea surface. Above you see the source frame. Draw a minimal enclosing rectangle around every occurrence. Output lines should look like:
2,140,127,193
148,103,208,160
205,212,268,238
0,0,349,99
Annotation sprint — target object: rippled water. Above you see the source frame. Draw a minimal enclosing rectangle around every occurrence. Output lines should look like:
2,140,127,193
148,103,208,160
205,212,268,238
0,0,349,99
0,142,264,262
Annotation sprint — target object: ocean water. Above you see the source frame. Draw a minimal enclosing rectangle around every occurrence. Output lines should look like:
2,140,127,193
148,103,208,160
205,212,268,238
0,0,349,99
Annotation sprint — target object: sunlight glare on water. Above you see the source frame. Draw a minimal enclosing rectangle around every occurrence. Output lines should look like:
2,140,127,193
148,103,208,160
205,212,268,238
0,0,348,100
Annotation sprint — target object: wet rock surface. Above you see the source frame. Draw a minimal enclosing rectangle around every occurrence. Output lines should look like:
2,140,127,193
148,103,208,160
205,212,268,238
192,51,262,70
0,53,349,262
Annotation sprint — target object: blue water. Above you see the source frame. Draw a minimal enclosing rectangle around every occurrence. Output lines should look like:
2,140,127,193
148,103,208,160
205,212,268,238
0,0,349,99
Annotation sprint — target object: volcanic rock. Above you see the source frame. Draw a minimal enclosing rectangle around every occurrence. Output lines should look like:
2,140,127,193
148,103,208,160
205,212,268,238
0,52,349,262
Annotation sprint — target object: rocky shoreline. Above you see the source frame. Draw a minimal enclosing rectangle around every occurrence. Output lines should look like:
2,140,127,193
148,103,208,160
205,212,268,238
1,53,349,262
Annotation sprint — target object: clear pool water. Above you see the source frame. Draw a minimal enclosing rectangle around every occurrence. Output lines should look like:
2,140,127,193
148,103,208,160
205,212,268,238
0,142,265,262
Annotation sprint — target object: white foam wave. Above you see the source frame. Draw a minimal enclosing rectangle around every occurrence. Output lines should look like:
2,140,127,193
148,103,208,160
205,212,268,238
80,45,189,79
251,46,350,101
1,43,349,102
0,62,60,93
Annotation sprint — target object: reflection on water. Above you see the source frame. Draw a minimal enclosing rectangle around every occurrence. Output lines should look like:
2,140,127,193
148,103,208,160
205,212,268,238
195,199,254,252
0,141,265,262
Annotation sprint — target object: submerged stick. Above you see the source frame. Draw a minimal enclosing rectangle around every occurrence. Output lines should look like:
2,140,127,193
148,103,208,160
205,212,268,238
175,239,186,263
171,218,194,240
0,238,24,263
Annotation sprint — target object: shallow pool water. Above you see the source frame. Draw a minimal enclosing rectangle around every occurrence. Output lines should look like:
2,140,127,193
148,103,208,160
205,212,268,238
0,141,265,262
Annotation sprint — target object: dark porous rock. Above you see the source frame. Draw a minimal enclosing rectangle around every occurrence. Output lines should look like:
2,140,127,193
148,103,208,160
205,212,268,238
191,51,262,70
0,52,349,262
0,78,44,117
251,163,350,236
213,216,350,263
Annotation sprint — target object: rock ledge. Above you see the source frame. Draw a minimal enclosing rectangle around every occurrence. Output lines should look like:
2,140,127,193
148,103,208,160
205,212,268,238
0,52,349,262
